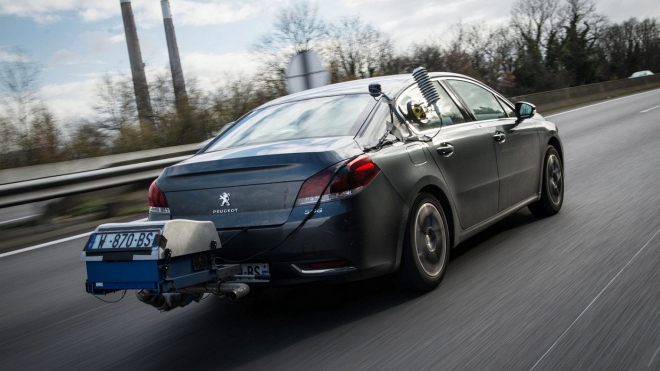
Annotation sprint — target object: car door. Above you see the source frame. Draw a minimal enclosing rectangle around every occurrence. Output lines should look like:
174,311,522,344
396,82,499,229
445,79,541,212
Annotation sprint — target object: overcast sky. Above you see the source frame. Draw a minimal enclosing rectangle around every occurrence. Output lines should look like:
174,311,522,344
1,0,659,123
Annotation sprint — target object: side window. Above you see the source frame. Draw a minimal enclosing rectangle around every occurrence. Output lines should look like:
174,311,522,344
447,80,506,121
396,82,467,130
497,97,515,117
433,82,467,126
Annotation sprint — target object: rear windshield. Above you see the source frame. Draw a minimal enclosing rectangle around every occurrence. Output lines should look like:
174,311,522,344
205,94,373,152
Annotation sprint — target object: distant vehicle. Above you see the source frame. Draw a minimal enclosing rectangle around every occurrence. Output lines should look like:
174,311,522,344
629,70,654,78
148,71,564,292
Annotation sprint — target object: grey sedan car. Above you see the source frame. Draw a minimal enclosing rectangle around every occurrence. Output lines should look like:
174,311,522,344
148,72,564,292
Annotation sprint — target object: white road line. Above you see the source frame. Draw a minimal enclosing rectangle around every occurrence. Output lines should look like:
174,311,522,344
0,214,38,226
0,218,148,259
648,342,660,367
641,104,660,113
529,227,660,371
0,233,92,259
546,88,660,118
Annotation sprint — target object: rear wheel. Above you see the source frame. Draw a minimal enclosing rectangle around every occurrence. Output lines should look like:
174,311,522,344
529,146,563,216
397,193,450,292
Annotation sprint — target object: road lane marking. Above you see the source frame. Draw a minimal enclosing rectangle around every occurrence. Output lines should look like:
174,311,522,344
546,88,660,118
649,342,660,367
0,214,38,226
0,218,148,259
0,233,92,259
641,104,660,113
529,226,660,371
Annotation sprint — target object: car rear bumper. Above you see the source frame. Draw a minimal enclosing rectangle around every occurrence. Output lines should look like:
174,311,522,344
211,174,408,287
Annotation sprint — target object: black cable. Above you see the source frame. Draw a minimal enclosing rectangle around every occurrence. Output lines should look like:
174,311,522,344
423,119,444,141
217,154,360,264
221,226,250,247
371,83,444,145
93,290,126,303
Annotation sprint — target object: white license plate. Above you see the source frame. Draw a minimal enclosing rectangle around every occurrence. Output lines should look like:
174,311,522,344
88,231,159,249
235,263,270,282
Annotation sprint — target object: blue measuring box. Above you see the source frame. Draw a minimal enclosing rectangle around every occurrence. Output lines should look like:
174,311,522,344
81,220,223,295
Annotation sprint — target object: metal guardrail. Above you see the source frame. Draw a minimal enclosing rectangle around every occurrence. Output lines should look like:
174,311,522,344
510,73,660,112
0,153,194,208
0,143,199,185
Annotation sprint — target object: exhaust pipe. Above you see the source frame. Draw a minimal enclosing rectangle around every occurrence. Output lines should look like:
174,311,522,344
219,283,250,301
178,282,250,301
136,290,203,311
136,282,250,311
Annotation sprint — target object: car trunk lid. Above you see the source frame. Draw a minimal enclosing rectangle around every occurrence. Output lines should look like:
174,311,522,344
157,137,361,228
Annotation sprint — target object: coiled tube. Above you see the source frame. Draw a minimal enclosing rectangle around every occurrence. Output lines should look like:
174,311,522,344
412,67,440,105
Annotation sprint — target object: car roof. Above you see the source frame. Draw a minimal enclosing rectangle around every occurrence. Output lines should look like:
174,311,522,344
260,72,479,108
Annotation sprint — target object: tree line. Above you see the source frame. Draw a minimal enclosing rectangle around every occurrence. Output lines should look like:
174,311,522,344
1,0,659,170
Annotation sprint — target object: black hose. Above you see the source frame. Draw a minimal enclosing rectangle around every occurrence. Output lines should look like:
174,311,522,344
217,154,359,264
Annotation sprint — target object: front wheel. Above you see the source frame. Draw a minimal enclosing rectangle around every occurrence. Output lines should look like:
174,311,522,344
529,146,564,216
396,193,450,292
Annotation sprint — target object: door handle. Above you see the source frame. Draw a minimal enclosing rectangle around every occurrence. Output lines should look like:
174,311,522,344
436,143,454,157
493,132,506,142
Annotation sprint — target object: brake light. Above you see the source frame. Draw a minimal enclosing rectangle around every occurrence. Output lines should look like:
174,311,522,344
148,180,169,207
295,155,380,206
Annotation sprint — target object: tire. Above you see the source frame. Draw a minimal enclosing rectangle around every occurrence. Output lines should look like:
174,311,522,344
528,146,564,217
396,193,450,292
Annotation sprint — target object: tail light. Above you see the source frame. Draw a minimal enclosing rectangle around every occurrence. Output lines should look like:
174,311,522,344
149,180,170,213
295,155,380,206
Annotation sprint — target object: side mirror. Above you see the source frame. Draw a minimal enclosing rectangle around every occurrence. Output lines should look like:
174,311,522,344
514,102,536,123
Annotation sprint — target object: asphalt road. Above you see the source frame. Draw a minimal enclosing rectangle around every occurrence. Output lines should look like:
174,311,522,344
2,89,660,370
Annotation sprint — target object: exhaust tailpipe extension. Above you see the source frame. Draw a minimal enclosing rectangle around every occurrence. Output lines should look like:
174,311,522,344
218,283,250,301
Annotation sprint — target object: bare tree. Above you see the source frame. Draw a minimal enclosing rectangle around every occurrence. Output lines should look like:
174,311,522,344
327,16,393,81
251,1,327,88
509,0,570,93
210,73,275,128
511,0,563,55
0,50,68,168
149,71,214,145
0,115,20,169
558,0,608,84
92,73,145,152
456,25,517,93
20,104,63,165
65,120,111,160
0,50,40,136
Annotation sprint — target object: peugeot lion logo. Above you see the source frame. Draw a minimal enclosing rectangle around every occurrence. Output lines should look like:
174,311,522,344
213,192,238,214
219,192,231,206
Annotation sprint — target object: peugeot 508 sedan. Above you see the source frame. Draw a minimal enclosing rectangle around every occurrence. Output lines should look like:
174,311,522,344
148,71,564,292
